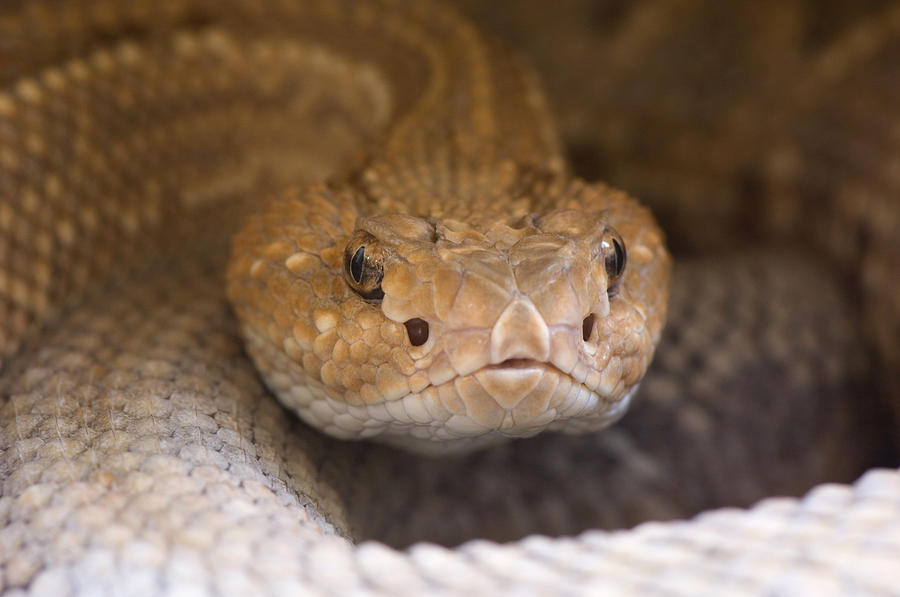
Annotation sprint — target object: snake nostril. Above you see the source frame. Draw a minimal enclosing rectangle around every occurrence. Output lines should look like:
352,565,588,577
404,318,429,346
582,314,595,342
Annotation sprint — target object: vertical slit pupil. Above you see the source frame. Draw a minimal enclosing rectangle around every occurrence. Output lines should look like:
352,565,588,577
582,314,595,341
613,239,626,275
404,318,429,346
350,246,365,283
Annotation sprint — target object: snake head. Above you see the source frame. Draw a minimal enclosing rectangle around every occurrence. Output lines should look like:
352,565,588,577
227,177,670,455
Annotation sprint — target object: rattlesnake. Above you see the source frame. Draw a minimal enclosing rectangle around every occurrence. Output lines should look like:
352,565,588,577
1,0,899,595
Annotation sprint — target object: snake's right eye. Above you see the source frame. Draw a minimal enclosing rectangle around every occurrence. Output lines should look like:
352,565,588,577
343,234,385,300
600,227,627,290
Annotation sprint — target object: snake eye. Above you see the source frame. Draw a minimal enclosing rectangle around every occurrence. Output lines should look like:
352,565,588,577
600,228,627,289
343,233,385,300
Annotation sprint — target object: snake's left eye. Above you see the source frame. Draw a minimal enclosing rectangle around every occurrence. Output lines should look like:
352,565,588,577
343,233,385,300
600,228,627,289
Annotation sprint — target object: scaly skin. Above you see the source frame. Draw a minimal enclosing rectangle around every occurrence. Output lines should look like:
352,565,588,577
227,173,669,453
224,2,669,453
0,0,897,595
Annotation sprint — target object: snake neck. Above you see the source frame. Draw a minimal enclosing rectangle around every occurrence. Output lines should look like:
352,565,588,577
321,2,568,214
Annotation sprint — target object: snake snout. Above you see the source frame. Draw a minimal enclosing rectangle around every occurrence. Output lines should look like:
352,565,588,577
489,297,551,364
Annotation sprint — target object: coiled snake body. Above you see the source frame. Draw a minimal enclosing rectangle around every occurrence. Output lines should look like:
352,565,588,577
1,0,899,595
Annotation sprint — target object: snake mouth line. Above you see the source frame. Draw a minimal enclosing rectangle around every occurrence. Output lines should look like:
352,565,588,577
487,358,550,370
424,359,592,396
389,359,614,441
